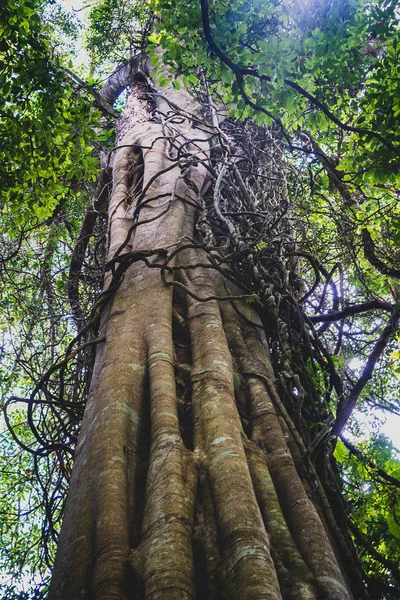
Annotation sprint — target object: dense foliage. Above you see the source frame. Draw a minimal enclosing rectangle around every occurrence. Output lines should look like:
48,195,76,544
0,0,399,597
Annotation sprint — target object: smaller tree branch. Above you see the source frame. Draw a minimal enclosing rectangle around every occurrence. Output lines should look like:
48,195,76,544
304,135,400,281
310,300,393,323
348,520,400,581
68,168,111,325
362,228,400,280
304,136,355,205
64,68,120,117
332,308,400,436
340,435,400,489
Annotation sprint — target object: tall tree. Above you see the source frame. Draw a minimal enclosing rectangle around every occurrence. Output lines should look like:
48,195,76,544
1,0,399,599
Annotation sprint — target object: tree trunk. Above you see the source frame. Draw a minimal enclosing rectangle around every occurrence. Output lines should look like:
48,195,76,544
48,67,360,600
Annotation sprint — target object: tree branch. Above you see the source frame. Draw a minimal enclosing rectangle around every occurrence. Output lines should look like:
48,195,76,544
67,168,111,325
332,308,400,436
340,435,400,489
310,300,393,323
99,56,147,106
64,68,120,117
362,228,400,280
348,520,400,581
304,135,400,281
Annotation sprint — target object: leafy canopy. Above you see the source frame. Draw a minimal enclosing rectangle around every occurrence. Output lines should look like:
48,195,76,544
152,0,400,183
0,0,100,222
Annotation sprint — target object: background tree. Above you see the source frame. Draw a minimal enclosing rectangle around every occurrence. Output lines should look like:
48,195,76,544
0,0,399,598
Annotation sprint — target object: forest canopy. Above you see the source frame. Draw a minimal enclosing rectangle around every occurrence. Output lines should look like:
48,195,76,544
0,0,399,598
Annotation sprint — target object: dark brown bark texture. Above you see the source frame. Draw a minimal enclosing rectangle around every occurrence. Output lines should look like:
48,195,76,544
49,68,366,600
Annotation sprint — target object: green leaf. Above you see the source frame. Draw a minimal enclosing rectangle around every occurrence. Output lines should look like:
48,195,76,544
333,439,349,464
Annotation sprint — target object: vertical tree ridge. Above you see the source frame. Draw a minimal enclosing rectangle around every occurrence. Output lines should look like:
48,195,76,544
185,256,282,599
219,296,349,598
